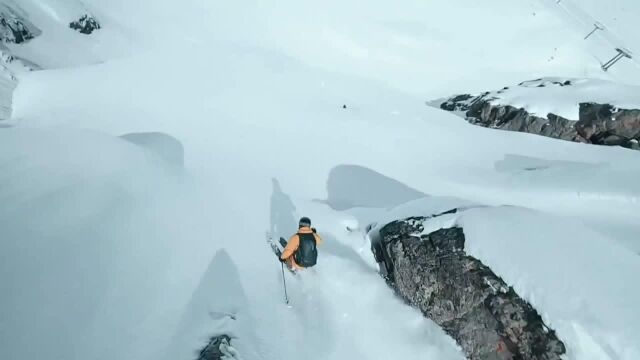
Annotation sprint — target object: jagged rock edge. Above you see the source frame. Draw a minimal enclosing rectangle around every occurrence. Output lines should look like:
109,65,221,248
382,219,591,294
371,209,566,359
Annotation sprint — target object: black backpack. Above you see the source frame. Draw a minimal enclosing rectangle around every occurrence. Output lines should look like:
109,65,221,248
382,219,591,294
294,232,318,267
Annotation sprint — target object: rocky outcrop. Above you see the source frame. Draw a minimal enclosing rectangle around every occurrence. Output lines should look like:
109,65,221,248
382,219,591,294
577,103,640,149
372,215,566,360
69,14,101,35
0,4,41,44
466,101,581,142
436,79,640,150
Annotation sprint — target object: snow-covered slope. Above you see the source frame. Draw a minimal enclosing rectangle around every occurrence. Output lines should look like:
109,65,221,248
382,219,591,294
0,0,130,70
541,0,640,76
2,1,640,360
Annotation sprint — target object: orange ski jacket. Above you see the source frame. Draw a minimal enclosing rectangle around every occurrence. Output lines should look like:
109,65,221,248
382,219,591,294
281,226,322,269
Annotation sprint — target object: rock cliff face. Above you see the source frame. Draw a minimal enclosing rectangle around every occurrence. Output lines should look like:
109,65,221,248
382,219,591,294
371,214,566,360
436,78,640,150
577,103,640,149
463,99,582,142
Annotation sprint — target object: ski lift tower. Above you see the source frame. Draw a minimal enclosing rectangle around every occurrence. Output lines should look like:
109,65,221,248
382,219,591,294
584,22,605,40
602,48,633,71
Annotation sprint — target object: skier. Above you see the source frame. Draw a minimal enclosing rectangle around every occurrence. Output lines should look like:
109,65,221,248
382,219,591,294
280,217,322,270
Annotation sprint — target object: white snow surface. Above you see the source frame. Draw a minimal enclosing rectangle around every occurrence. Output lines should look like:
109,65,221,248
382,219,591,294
1,1,640,360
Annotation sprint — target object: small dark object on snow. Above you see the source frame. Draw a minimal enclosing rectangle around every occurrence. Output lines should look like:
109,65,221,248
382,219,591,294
342,104,347,109
69,15,101,35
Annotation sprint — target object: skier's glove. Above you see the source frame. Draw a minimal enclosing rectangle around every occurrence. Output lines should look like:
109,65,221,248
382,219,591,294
279,257,286,263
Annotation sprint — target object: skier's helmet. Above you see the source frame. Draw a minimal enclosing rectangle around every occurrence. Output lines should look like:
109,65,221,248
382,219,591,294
299,217,311,228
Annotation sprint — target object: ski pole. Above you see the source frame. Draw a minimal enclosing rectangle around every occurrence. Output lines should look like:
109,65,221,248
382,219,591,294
280,262,289,304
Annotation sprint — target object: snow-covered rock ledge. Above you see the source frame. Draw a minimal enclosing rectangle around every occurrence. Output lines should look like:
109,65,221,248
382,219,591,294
367,197,640,360
371,211,565,360
432,78,640,150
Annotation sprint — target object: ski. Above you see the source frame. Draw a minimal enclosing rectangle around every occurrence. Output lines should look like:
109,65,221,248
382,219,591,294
266,231,283,258
266,231,293,306
265,232,295,275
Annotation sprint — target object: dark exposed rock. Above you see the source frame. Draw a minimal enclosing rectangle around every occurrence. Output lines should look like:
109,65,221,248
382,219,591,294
197,335,233,360
517,79,571,87
577,103,640,149
69,15,101,35
463,99,582,142
372,215,566,360
440,94,476,112
0,6,41,44
436,87,640,150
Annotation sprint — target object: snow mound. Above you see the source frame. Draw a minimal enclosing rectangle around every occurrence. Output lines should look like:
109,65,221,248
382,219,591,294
0,127,211,360
120,131,184,169
166,249,259,360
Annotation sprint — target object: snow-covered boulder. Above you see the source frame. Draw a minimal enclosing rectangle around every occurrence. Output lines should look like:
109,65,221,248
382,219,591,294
69,14,100,34
433,78,640,150
371,212,565,360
